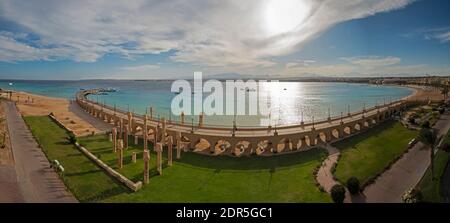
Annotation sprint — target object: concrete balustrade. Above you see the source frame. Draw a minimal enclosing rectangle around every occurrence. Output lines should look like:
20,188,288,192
76,89,409,157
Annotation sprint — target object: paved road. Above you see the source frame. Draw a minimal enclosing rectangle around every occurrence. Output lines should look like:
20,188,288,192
362,111,450,203
1,101,77,203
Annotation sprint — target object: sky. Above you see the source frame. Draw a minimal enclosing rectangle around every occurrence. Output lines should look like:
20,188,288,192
0,0,450,80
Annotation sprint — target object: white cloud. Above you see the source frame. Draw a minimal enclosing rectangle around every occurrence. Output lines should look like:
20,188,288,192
285,60,316,68
341,56,402,67
0,0,413,67
405,27,450,43
121,64,160,72
283,55,450,77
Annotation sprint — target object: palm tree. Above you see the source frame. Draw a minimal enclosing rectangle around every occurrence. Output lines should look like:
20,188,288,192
418,127,438,180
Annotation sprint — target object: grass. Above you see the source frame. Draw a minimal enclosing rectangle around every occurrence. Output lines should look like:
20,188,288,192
25,116,331,203
417,130,450,202
333,120,418,186
24,116,129,202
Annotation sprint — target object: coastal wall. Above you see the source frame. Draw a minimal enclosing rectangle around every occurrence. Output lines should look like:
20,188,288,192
76,89,411,157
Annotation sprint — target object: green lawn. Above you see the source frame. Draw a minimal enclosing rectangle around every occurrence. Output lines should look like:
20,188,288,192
25,116,330,203
333,121,418,186
24,116,128,202
417,129,450,203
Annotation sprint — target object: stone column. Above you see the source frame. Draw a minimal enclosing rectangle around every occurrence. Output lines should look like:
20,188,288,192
124,124,129,149
326,130,333,142
198,112,204,127
300,137,308,150
153,127,159,149
156,143,163,175
119,119,124,139
161,118,167,145
168,137,173,166
149,107,153,120
112,128,117,153
117,140,124,169
144,115,148,152
127,111,133,133
109,133,113,142
180,112,185,124
284,139,290,151
309,133,317,146
143,149,150,184
176,133,182,159
132,152,137,163
134,135,138,145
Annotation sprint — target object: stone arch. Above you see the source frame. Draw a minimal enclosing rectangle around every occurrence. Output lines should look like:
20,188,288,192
234,140,252,156
276,138,291,153
193,138,211,153
214,139,231,155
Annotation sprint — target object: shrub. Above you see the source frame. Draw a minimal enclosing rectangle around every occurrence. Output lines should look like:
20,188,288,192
402,188,422,203
346,177,361,195
421,120,430,129
67,132,77,144
330,184,346,203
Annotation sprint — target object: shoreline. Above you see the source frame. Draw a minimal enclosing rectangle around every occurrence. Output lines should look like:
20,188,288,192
1,83,432,132
0,89,112,136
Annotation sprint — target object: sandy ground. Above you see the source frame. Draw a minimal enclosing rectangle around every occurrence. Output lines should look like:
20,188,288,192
405,85,444,102
0,91,112,136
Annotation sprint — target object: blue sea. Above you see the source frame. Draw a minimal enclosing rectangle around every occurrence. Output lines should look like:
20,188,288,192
0,80,413,127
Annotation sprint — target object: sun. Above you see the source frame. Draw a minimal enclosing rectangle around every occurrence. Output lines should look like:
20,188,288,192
263,0,310,36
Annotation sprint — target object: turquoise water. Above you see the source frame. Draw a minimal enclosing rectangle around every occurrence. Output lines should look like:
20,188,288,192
0,80,413,127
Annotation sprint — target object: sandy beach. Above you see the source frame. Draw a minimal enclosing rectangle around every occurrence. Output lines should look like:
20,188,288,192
0,91,112,136
405,85,444,102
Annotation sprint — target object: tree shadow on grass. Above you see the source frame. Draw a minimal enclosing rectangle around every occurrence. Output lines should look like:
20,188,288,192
173,148,326,171
80,185,129,203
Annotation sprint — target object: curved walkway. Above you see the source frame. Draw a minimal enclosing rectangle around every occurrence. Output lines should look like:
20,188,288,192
316,144,340,193
2,101,77,202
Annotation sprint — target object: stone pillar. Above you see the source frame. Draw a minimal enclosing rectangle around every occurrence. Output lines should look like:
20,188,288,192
149,107,153,120
284,139,290,151
112,128,117,153
117,141,124,169
180,112,185,124
156,143,163,175
153,127,159,149
168,137,173,166
143,149,150,184
109,133,113,142
309,133,317,146
161,118,167,145
132,152,137,163
300,137,308,150
124,124,129,149
127,111,133,133
176,133,182,159
326,130,333,142
198,112,204,127
119,119,124,139
143,115,148,153
134,135,138,145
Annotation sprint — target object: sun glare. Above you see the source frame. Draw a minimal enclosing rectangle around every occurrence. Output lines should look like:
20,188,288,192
263,0,310,36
